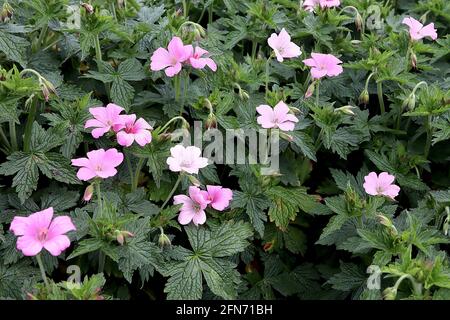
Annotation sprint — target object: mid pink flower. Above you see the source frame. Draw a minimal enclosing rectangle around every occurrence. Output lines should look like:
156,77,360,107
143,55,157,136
402,17,437,41
150,36,190,77
117,114,153,147
267,28,302,62
85,103,125,139
166,145,208,174
256,101,299,131
206,185,233,211
174,186,211,225
10,207,76,256
303,53,343,79
186,45,217,71
363,172,400,200
71,148,124,181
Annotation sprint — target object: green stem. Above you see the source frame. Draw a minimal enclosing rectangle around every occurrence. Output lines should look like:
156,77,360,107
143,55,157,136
174,74,181,102
208,1,213,24
265,54,273,98
424,115,433,159
182,0,188,17
36,254,50,290
98,251,105,274
94,34,102,64
0,125,11,149
133,158,145,191
158,116,187,133
126,156,134,189
252,41,258,60
160,175,182,211
96,181,103,216
110,2,117,21
8,121,17,151
180,71,189,115
377,81,385,114
23,99,38,152
315,80,320,106
36,24,48,51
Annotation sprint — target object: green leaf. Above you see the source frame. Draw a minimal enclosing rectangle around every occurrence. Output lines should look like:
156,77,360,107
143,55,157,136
291,131,317,161
0,31,29,67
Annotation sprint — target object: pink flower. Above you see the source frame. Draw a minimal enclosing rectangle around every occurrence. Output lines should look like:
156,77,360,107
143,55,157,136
174,186,211,225
84,103,125,139
166,145,208,174
150,36,190,77
9,207,76,256
205,185,233,211
303,53,343,79
116,114,153,147
402,17,437,41
267,28,302,62
256,101,299,131
71,148,124,181
185,45,217,71
303,0,340,11
363,172,400,200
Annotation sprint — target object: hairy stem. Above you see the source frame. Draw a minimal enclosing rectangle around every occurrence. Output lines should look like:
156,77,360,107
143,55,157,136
23,99,38,153
424,115,433,159
377,81,385,114
133,158,145,191
36,253,50,290
8,121,18,151
96,181,103,216
160,175,182,211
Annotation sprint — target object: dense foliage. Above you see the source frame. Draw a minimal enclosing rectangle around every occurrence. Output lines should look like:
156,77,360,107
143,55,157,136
0,0,449,300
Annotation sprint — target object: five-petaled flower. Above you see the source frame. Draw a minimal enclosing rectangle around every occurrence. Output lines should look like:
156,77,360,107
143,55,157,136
256,101,299,131
71,148,124,181
303,0,340,12
117,114,153,147
10,207,76,256
150,36,190,77
166,145,209,174
205,185,233,211
85,104,125,139
402,16,437,41
303,52,343,79
363,172,400,200
186,45,217,71
267,28,302,62
174,186,211,226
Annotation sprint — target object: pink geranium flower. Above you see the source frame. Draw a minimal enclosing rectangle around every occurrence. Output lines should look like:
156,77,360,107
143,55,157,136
185,45,217,71
116,114,153,147
402,17,437,41
256,101,299,131
267,28,302,62
303,53,343,79
166,145,208,174
9,207,76,256
174,186,211,225
205,186,233,211
71,148,124,181
363,172,400,200
85,103,125,139
150,36,190,77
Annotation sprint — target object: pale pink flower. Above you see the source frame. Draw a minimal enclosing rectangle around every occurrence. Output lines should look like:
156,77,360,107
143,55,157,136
363,172,400,200
303,0,320,12
9,207,76,256
83,185,94,202
303,0,340,12
174,186,211,225
185,45,217,71
303,53,343,79
84,103,125,139
267,28,302,62
206,186,233,211
402,17,437,41
116,114,153,147
166,145,208,174
319,0,340,9
71,148,124,181
256,101,299,131
150,36,190,77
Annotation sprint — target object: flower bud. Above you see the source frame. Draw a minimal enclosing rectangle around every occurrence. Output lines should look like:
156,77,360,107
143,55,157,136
402,93,416,111
240,90,250,100
158,232,172,248
383,287,397,300
305,82,315,99
81,3,94,14
355,13,363,32
187,174,201,187
262,240,274,252
350,40,362,46
0,2,13,22
289,107,302,115
377,214,398,236
334,105,356,116
205,113,217,130
83,184,94,202
359,89,369,105
115,230,134,245
279,132,293,142
156,132,172,142
411,52,417,69
39,78,57,102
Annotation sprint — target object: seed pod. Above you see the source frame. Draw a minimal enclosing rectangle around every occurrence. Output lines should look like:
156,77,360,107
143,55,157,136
359,89,369,105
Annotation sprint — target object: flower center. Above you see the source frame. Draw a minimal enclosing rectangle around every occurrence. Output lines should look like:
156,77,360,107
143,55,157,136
124,124,135,134
37,228,48,242
95,165,102,171
376,186,384,194
192,202,201,212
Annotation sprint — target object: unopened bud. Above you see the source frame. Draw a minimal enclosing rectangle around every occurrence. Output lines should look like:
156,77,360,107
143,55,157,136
0,2,13,23
83,184,94,202
377,214,398,236
262,241,274,252
402,93,416,111
355,13,363,32
81,3,94,14
350,40,362,46
334,105,356,116
240,90,250,100
39,78,57,102
158,232,172,248
411,52,417,69
115,230,134,245
289,107,302,115
305,82,315,99
279,132,293,142
359,89,369,105
187,175,201,187
157,132,172,142
383,287,397,300
205,113,217,130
